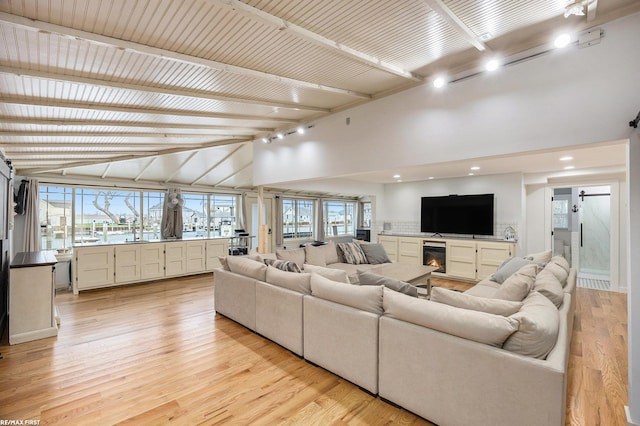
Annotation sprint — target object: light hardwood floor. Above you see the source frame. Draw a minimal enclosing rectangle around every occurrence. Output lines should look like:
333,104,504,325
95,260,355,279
0,275,628,425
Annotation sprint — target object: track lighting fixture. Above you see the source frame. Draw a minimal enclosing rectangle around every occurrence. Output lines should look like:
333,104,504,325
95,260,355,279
258,124,315,144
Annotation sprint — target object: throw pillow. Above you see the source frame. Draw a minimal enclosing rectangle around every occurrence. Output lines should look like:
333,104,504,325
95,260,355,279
337,242,368,265
503,291,559,359
357,269,418,297
264,258,302,273
304,244,327,266
226,255,267,282
524,249,553,265
303,264,350,283
543,256,570,286
533,268,564,308
382,288,519,347
323,241,340,265
265,266,311,294
492,263,539,302
359,243,392,265
218,256,230,271
492,257,536,284
310,274,383,315
276,247,306,269
430,287,523,316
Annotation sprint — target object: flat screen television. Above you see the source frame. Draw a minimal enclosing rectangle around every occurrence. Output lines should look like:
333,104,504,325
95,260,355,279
420,194,494,236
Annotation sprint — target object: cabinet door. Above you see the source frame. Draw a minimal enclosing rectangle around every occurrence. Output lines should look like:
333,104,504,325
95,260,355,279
165,242,187,277
446,240,476,280
477,242,514,280
398,237,422,264
378,236,398,262
206,239,229,271
140,243,165,280
75,246,115,290
115,245,141,283
186,241,206,273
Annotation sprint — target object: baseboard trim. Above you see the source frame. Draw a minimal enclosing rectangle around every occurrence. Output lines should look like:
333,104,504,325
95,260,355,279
626,406,639,426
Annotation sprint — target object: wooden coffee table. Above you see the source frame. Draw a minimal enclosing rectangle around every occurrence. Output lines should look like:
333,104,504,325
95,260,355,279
373,263,438,298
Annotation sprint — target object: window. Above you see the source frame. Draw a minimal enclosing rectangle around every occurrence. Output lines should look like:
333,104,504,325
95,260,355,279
182,193,208,238
75,189,140,244
283,198,314,240
210,195,236,237
360,201,372,228
323,200,356,236
553,197,570,229
141,191,164,240
39,186,72,250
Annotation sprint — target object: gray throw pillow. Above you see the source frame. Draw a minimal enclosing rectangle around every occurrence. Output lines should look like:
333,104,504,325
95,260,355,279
492,257,536,284
264,258,301,273
357,269,418,297
359,243,391,264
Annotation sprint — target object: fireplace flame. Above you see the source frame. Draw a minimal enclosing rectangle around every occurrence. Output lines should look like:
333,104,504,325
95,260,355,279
427,259,440,269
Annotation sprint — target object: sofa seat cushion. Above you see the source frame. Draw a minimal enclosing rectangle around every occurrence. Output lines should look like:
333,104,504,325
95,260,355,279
431,287,523,316
226,256,267,282
266,266,311,294
504,291,559,359
492,263,539,302
303,263,350,283
310,274,383,315
357,269,418,297
382,288,519,347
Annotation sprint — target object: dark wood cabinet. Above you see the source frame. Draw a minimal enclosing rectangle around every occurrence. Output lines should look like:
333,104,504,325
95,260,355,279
0,157,12,337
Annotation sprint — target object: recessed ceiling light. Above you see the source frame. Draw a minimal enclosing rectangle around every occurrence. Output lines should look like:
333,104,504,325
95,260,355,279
554,33,571,49
479,32,493,42
393,174,401,179
277,132,284,140
564,166,575,170
397,179,403,183
560,156,573,161
468,172,474,176
470,166,480,171
261,137,270,144
428,176,434,180
485,59,500,72
433,77,446,88
297,126,305,134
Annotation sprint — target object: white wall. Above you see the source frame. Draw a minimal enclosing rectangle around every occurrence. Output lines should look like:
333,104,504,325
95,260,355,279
380,172,525,253
254,12,640,187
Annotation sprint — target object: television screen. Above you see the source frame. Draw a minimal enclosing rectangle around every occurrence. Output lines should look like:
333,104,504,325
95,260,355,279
420,194,494,236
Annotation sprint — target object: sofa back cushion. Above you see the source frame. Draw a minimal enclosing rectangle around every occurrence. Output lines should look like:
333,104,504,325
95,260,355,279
533,268,564,308
303,263,349,283
492,263,539,302
266,266,311,294
226,256,267,282
492,257,537,284
276,247,306,269
383,288,519,347
544,256,570,286
503,291,559,359
430,287,523,316
357,269,417,297
310,274,383,315
524,249,553,264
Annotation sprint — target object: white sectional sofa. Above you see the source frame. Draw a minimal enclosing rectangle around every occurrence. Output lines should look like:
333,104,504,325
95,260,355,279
213,248,575,426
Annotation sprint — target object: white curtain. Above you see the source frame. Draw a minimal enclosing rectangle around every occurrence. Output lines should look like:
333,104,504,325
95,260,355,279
275,196,283,246
236,192,247,231
316,198,325,242
23,178,40,252
161,188,184,239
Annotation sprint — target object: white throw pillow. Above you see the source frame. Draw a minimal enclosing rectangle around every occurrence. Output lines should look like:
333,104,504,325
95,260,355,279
226,256,267,282
543,256,570,286
303,264,350,283
310,274,383,315
430,287,523,316
533,268,564,308
383,288,519,347
304,244,327,266
492,263,539,302
503,291,559,359
524,249,553,264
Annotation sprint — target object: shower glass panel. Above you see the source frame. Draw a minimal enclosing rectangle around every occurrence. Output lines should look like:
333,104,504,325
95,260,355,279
579,186,610,278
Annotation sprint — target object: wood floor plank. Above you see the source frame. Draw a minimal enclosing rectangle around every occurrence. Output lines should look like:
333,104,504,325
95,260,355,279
0,274,628,425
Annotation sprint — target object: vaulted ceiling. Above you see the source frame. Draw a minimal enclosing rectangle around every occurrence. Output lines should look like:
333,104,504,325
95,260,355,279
1,0,638,189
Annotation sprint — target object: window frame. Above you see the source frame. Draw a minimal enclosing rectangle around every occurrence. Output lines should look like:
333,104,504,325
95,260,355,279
282,198,315,241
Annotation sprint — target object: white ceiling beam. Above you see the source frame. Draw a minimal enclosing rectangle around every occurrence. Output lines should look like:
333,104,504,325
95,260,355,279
190,144,248,186
0,98,298,124
101,164,111,179
8,152,159,157
0,142,204,148
212,0,422,82
587,0,598,21
0,131,248,138
164,151,200,184
0,66,328,113
0,12,369,100
422,0,488,52
0,118,273,132
22,138,250,175
213,161,253,187
134,157,158,182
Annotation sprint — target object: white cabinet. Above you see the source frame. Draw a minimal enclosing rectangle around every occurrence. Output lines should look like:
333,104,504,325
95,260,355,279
141,243,165,280
186,241,206,273
446,240,477,280
398,237,422,264
477,241,515,280
115,245,141,283
206,239,228,271
75,246,115,290
165,242,187,277
378,235,399,262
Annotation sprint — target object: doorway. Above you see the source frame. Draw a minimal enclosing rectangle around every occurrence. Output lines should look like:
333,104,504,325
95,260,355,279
246,196,273,252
